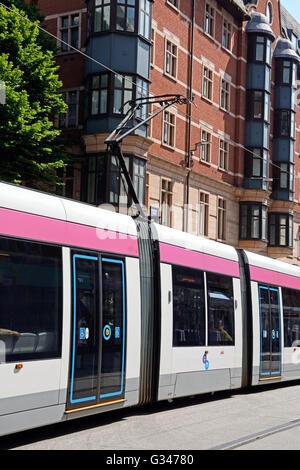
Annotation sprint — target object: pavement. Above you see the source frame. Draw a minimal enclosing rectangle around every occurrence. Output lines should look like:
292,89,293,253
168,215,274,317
1,380,300,451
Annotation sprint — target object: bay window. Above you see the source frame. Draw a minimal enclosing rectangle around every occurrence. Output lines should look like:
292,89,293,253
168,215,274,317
269,213,293,248
89,72,149,117
240,203,267,241
82,153,146,207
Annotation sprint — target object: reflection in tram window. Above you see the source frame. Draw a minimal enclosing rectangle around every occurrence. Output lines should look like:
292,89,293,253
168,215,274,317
0,237,62,362
172,266,205,347
207,273,234,346
282,287,300,347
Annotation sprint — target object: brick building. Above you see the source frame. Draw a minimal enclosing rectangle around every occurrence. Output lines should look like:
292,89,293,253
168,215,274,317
37,0,300,264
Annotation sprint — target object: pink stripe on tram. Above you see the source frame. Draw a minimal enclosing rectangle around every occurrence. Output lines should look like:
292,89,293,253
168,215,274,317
0,207,139,257
159,242,240,277
250,265,300,290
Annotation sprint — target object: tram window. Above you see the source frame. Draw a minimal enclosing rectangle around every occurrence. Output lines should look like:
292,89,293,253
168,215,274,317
282,287,300,347
172,266,205,347
101,260,125,396
0,237,62,362
207,272,234,346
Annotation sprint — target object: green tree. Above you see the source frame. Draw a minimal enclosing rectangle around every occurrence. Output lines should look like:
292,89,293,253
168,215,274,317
0,2,73,188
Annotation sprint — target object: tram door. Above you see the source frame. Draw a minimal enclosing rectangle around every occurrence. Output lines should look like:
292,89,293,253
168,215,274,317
258,286,281,378
67,253,126,410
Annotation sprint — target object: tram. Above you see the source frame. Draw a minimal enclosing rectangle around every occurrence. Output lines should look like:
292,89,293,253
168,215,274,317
0,181,300,436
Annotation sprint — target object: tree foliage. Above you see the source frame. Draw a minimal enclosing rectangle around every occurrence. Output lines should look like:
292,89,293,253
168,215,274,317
0,2,72,188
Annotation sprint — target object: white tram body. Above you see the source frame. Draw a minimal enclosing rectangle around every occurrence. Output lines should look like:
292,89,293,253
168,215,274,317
1,182,300,436
154,224,244,400
244,250,300,386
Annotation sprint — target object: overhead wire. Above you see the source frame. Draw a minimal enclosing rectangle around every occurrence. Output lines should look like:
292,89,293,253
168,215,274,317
0,1,297,180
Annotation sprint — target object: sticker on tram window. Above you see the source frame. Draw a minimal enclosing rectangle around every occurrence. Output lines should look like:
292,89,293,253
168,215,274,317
115,327,120,339
103,324,112,341
80,328,85,340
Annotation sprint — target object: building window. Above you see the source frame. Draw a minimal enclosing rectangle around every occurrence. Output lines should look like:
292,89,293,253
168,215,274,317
57,165,76,199
90,73,149,118
59,13,80,51
116,0,136,32
136,78,149,120
247,90,270,121
269,213,293,247
59,90,79,128
276,59,297,87
200,130,211,163
83,153,146,207
162,110,175,147
240,203,267,240
207,272,234,346
133,157,146,205
113,74,133,114
139,0,151,39
150,28,155,65
274,109,295,139
161,178,172,226
165,39,177,78
219,139,229,170
273,162,294,193
172,266,205,347
204,3,215,37
290,31,298,51
244,148,268,179
220,78,230,111
217,197,226,240
266,2,273,24
199,192,209,236
145,172,150,210
248,35,272,65
110,155,146,206
167,0,179,7
222,19,232,50
202,66,213,101
94,0,110,32
91,74,108,115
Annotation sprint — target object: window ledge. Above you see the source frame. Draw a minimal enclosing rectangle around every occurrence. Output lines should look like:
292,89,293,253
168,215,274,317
199,159,211,167
201,95,213,105
165,1,180,13
221,45,233,56
161,142,176,151
219,106,230,114
164,71,178,83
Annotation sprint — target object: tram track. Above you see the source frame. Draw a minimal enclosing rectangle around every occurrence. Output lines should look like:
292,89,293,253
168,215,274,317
210,417,300,450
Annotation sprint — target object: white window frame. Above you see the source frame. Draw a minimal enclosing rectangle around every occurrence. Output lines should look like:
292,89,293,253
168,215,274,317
204,2,215,38
202,65,213,102
162,110,176,148
161,178,173,227
166,0,179,9
217,197,226,241
222,18,232,51
199,191,209,236
219,139,229,170
164,38,178,79
220,78,230,112
200,129,211,163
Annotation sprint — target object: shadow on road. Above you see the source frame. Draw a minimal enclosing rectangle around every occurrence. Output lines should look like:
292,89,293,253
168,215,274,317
1,379,300,450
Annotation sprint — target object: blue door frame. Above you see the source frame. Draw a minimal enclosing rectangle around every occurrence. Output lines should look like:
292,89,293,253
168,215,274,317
68,253,126,408
259,285,281,378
